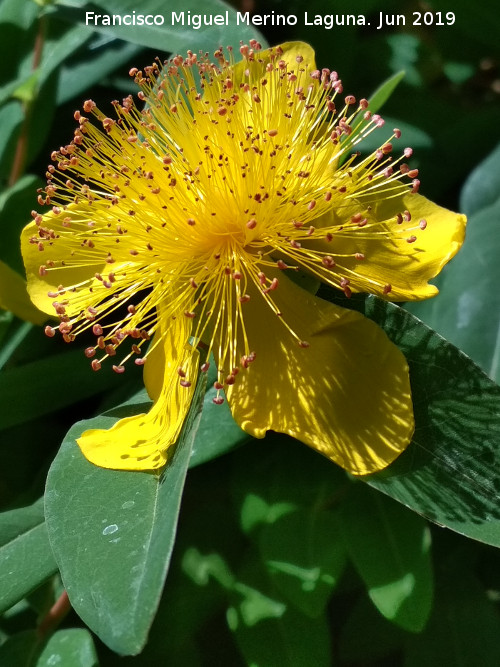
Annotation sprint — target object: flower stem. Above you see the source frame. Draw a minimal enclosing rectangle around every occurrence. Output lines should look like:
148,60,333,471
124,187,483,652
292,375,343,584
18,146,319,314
8,13,46,187
36,590,71,640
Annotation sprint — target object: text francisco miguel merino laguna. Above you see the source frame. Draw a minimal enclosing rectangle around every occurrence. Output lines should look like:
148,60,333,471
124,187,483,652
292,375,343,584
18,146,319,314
85,10,387,30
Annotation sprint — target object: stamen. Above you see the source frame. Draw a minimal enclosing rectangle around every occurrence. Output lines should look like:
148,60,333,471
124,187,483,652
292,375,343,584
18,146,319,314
32,44,422,394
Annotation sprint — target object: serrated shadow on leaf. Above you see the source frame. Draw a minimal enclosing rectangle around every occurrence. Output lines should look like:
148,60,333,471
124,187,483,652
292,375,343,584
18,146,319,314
363,296,500,544
318,288,500,545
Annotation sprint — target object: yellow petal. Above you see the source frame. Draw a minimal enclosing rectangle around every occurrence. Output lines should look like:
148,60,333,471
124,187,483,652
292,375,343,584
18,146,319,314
249,40,316,71
313,193,466,301
0,260,46,324
21,207,108,316
225,275,414,475
218,41,317,97
77,316,198,471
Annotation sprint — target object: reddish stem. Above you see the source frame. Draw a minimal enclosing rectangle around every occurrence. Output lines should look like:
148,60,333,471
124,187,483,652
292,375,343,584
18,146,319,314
37,590,71,640
8,13,46,187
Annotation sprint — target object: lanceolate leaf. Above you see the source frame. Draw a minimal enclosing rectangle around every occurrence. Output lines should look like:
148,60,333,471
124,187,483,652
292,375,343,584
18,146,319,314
367,70,406,114
37,629,98,667
339,484,433,632
0,499,57,614
57,0,267,53
44,378,205,655
321,289,500,548
0,349,129,431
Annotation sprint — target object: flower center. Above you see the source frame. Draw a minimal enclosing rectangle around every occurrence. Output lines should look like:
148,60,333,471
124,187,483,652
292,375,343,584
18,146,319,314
30,40,422,402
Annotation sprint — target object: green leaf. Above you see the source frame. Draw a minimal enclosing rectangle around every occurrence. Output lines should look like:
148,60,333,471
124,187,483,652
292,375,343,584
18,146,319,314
0,20,90,107
0,630,39,667
37,629,98,667
44,378,205,655
259,508,346,618
0,497,44,542
0,321,34,371
0,174,44,272
190,361,250,468
321,289,500,548
0,501,57,614
368,70,406,114
0,0,37,28
387,35,423,87
0,260,46,325
0,311,15,354
354,118,433,154
339,484,433,632
12,72,40,104
56,38,142,105
227,557,331,667
460,141,500,217
231,436,347,535
0,349,132,431
57,0,267,53
356,295,500,548
404,557,500,667
405,199,500,383
0,101,23,171
37,24,92,90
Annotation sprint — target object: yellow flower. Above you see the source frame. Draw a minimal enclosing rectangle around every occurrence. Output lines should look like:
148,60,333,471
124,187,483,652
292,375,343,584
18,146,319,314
21,41,465,475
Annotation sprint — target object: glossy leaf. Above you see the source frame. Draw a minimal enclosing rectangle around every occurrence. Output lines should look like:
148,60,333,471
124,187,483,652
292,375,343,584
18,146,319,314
0,0,37,29
44,379,205,655
339,484,433,632
0,311,16,358
460,141,500,216
38,24,92,89
368,70,406,113
37,629,98,667
57,39,142,104
359,295,500,547
320,289,500,548
405,199,500,382
0,349,131,431
0,500,57,614
0,21,90,107
0,321,33,371
58,0,267,52
190,362,250,468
